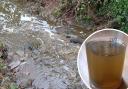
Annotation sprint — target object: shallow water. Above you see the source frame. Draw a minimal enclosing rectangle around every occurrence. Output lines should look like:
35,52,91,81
0,0,87,89
0,0,88,36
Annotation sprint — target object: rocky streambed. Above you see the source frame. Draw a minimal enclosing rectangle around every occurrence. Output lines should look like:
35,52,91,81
0,0,88,89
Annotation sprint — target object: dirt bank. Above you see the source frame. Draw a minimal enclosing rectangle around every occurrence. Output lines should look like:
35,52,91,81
19,0,116,31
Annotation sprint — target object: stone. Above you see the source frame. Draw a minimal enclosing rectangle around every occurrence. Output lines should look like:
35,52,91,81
16,50,24,57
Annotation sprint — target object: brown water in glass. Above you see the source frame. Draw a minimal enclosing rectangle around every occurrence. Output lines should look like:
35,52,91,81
86,41,126,89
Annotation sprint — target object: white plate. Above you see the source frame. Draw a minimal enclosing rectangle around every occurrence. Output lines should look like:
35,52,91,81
77,41,128,89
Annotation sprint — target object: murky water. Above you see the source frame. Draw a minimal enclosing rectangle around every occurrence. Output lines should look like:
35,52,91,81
0,0,87,89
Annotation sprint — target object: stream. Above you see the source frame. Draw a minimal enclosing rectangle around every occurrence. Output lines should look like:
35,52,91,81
0,0,88,89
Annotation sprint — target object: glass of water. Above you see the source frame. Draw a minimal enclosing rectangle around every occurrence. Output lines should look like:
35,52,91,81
85,29,128,89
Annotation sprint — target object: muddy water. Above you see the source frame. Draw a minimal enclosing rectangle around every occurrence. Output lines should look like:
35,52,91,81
0,0,87,89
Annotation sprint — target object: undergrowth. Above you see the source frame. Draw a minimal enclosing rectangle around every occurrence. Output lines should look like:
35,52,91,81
99,0,128,32
52,0,128,33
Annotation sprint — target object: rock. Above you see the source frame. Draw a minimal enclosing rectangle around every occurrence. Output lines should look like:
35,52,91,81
70,38,83,44
19,79,33,88
60,60,64,64
63,66,69,71
8,55,21,69
16,50,24,57
32,77,50,89
0,87,6,89
8,60,21,69
0,42,8,59
108,20,121,29
0,52,2,57
0,73,4,80
66,35,71,38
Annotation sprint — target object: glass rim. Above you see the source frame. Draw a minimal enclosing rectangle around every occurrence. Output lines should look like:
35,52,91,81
84,28,128,43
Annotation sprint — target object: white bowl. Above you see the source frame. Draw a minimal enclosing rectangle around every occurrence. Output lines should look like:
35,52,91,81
77,29,128,89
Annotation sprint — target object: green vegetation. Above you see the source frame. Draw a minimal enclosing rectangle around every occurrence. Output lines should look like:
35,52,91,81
53,0,128,32
0,61,5,70
0,42,5,70
88,0,128,32
76,1,92,24
99,0,128,32
9,83,18,89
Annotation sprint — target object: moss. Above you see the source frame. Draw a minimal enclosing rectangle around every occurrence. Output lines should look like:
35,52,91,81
0,62,5,68
9,83,18,89
52,8,62,18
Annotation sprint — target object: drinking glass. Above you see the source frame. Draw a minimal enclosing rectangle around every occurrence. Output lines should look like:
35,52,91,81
85,29,128,89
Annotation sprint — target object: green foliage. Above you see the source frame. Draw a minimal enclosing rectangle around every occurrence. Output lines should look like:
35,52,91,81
76,1,93,24
76,2,86,16
53,0,128,32
53,0,92,24
0,59,5,70
52,9,62,17
0,62,5,70
99,0,128,32
9,83,18,89
53,0,75,17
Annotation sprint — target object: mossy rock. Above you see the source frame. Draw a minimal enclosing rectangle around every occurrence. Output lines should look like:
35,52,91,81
0,41,8,59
